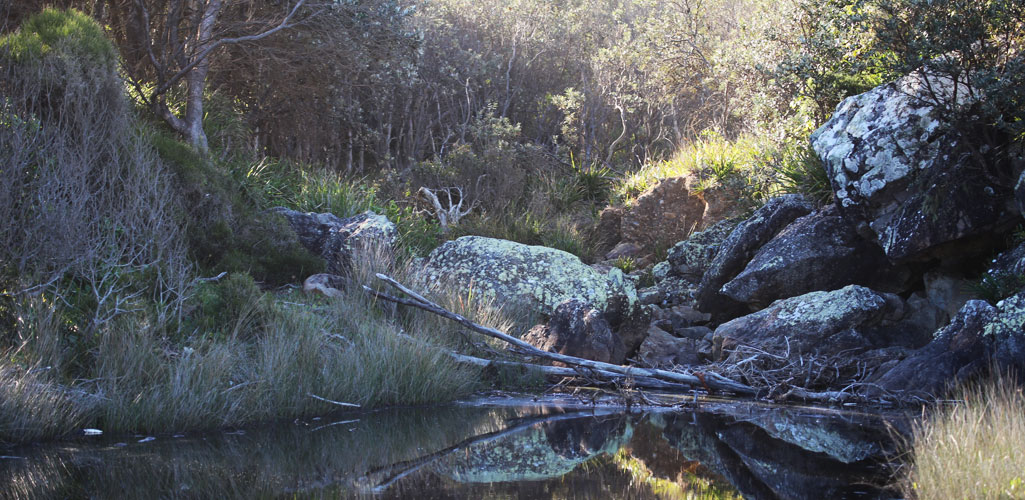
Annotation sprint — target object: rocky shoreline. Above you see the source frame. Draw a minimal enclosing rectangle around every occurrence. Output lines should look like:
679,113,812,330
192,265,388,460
285,69,1025,404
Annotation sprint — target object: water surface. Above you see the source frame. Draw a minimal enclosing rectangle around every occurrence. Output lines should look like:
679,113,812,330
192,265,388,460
0,394,907,499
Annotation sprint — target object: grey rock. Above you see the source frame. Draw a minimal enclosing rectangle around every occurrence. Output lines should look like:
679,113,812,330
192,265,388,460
522,299,626,364
714,285,905,388
637,326,702,367
637,287,665,306
811,69,1014,261
721,206,908,310
272,207,396,274
302,273,346,298
695,195,814,319
1017,169,1025,218
866,291,1025,399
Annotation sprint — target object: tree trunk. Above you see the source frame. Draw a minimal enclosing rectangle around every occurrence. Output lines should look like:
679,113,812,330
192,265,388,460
184,0,220,152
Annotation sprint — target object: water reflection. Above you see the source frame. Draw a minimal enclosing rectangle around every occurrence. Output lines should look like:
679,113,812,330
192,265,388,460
0,398,904,499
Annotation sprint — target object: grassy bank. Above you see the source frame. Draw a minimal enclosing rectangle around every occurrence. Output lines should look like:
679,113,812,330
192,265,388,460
903,377,1025,499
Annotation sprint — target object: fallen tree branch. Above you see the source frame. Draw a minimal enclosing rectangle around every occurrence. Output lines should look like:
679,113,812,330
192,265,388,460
446,352,693,392
368,274,757,395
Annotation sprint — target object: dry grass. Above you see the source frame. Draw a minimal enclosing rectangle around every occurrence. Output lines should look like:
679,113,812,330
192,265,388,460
904,377,1025,499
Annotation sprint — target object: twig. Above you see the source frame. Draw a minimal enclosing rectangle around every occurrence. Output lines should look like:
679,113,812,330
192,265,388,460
308,393,360,408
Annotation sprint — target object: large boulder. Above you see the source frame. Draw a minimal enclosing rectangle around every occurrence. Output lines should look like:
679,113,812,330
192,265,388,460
423,236,638,319
695,195,814,319
720,206,909,310
714,285,902,360
666,219,737,280
713,285,908,388
866,290,1025,399
271,208,396,274
811,69,1017,261
522,299,626,364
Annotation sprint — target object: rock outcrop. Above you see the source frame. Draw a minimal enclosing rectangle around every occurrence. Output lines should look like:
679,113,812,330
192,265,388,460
695,195,814,319
424,236,638,318
522,299,626,364
272,208,396,274
720,206,908,310
810,69,1016,261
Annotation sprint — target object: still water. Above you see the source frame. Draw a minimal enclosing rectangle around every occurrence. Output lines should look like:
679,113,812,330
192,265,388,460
0,395,906,499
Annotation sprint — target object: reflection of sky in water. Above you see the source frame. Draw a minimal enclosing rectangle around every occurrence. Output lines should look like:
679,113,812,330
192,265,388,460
0,398,906,499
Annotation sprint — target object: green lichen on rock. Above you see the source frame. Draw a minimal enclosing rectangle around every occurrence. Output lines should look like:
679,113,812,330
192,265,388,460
666,218,737,278
983,291,1025,339
424,236,637,316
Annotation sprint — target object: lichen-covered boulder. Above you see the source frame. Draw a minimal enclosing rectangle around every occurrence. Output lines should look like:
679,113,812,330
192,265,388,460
810,69,1015,261
522,299,626,364
271,207,396,274
720,206,909,310
695,195,814,319
714,285,901,360
423,236,638,318
666,219,737,279
713,285,910,388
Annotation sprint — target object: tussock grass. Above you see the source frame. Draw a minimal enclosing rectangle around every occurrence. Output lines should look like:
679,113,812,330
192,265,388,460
0,365,92,443
904,377,1025,499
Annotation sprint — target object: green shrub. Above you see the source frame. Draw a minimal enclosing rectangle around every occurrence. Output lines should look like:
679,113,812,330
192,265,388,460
186,273,272,341
0,8,116,67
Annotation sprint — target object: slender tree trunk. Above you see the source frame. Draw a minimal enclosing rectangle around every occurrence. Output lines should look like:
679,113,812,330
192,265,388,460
184,0,220,152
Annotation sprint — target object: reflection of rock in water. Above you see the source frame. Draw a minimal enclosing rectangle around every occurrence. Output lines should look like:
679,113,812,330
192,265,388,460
434,415,632,483
658,411,897,500
737,409,884,464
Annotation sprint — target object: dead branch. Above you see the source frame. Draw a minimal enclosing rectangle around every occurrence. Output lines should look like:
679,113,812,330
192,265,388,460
367,274,757,395
418,185,475,231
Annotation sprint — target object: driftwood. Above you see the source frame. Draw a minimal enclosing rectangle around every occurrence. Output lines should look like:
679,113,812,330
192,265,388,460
365,273,757,396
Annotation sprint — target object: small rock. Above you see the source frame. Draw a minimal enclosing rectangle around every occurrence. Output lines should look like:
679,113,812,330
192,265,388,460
637,326,701,367
302,273,346,298
637,287,665,306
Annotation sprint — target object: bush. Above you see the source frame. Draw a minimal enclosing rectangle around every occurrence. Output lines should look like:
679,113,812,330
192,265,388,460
0,8,116,66
0,8,189,335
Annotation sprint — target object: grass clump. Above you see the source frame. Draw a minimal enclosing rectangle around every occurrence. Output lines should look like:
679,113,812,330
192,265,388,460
903,377,1025,499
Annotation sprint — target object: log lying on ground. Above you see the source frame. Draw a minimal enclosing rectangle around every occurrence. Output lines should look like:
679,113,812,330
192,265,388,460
365,274,757,396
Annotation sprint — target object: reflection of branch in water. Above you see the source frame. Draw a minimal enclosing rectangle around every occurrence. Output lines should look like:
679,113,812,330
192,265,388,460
358,409,623,493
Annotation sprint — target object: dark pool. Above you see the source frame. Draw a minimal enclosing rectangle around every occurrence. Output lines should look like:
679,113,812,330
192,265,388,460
0,394,909,499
